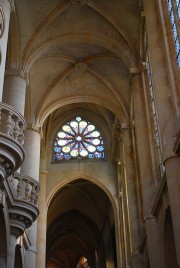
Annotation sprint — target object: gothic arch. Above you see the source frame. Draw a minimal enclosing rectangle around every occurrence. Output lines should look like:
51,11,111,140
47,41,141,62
37,96,127,127
46,176,121,267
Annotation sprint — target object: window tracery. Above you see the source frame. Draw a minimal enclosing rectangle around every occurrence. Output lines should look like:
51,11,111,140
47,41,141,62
167,0,180,66
53,116,105,161
144,31,164,177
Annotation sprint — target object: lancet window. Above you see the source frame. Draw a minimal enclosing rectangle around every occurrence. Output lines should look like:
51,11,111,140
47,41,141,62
53,116,105,161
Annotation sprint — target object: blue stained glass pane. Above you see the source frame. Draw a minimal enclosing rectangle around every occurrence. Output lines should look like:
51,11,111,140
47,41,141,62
97,146,104,152
54,147,61,153
64,154,71,160
76,116,81,122
95,152,102,158
55,153,64,160
88,154,94,159
167,0,180,67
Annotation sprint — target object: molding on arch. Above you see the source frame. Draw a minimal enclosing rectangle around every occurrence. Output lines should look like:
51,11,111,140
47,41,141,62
35,65,74,120
88,65,129,119
34,64,129,123
22,0,71,66
46,175,118,219
22,1,137,70
36,96,127,127
87,0,137,56
23,33,136,72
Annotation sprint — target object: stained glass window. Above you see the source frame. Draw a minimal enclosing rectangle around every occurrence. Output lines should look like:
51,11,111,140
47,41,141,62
167,0,180,66
53,116,105,161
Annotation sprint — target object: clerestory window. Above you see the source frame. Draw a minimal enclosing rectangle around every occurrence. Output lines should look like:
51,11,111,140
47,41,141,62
53,116,105,161
167,0,180,66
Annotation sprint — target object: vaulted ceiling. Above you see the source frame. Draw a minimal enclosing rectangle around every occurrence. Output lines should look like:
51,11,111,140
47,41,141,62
8,0,141,129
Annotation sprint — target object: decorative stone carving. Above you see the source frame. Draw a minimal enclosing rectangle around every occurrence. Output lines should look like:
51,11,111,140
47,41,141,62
0,102,26,180
6,173,40,238
71,0,87,7
0,189,5,207
75,62,88,72
0,5,5,38
13,173,40,205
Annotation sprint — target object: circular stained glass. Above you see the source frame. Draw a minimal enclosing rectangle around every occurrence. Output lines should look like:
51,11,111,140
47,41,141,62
53,116,105,160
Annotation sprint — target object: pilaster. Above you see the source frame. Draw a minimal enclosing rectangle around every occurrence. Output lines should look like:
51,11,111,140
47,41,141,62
131,71,163,268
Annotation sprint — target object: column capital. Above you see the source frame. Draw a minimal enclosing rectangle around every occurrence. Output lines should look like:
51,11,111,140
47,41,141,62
27,123,42,135
129,67,142,74
163,154,179,165
7,0,15,12
5,70,28,83
144,213,155,222
39,169,48,175
132,250,141,257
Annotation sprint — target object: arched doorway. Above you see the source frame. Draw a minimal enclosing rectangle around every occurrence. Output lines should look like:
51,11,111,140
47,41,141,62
46,179,117,268
165,210,178,268
0,208,7,268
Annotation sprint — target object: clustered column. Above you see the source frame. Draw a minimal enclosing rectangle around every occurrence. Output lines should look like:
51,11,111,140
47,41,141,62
131,72,163,268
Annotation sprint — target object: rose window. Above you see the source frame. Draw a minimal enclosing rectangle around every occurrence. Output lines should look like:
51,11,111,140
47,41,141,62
53,116,105,161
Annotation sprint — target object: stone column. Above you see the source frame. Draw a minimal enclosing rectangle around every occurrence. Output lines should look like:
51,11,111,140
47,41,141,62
8,232,17,268
21,126,41,268
36,168,47,268
143,0,180,263
0,0,14,101
121,129,143,268
131,72,163,268
3,75,27,115
163,156,180,264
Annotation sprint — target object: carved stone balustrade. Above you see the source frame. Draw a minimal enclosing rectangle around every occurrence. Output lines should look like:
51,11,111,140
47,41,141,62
0,102,26,180
5,173,40,238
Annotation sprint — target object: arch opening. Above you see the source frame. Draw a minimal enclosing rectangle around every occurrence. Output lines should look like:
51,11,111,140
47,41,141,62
46,179,117,268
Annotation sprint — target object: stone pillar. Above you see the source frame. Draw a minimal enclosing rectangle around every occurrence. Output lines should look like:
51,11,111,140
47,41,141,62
121,129,143,268
131,72,163,268
3,75,27,115
8,233,17,268
21,127,41,180
163,156,180,264
21,126,41,268
145,215,163,268
0,0,14,101
36,169,47,268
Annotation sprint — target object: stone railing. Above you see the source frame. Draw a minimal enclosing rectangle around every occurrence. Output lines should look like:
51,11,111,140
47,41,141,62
0,102,26,179
0,102,26,145
6,173,40,237
9,173,40,206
